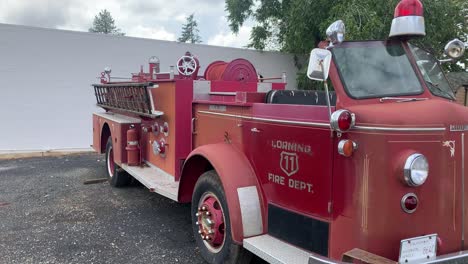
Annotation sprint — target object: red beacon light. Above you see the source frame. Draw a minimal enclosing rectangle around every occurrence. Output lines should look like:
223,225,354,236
389,0,425,38
330,110,355,133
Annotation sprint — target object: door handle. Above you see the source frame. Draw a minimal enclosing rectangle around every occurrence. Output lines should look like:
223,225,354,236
251,128,261,133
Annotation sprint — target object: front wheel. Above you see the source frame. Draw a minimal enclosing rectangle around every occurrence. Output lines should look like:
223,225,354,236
191,170,252,264
105,137,131,187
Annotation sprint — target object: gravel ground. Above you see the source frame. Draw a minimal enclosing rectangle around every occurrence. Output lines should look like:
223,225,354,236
0,153,263,264
3,153,464,264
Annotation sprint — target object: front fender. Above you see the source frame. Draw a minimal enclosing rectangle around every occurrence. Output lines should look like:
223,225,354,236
179,143,265,243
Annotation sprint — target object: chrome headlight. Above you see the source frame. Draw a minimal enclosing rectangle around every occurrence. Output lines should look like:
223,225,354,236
326,20,346,45
104,67,112,75
404,153,429,186
444,39,465,60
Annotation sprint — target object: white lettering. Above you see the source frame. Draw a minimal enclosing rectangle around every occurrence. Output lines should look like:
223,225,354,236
288,179,314,193
268,172,313,193
271,140,312,154
268,173,285,185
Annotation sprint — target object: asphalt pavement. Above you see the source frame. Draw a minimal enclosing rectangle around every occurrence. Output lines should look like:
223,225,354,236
0,153,245,264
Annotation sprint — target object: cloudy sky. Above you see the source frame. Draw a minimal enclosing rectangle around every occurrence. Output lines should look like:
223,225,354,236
0,0,253,48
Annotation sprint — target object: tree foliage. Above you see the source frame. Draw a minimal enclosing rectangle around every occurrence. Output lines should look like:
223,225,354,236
226,0,467,76
89,9,125,36
178,14,202,44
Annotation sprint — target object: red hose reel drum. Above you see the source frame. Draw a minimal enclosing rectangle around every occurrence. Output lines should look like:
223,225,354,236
204,61,228,81
204,59,258,82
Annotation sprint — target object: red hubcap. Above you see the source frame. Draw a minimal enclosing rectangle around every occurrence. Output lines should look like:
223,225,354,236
196,194,225,252
107,147,115,177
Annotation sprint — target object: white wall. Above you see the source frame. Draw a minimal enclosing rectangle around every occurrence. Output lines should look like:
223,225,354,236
0,23,298,152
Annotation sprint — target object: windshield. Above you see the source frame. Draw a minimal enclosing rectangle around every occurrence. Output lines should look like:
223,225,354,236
409,44,455,100
332,42,423,99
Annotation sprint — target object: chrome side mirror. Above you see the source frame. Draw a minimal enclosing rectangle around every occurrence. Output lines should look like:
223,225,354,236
326,20,346,47
307,49,332,81
440,39,465,63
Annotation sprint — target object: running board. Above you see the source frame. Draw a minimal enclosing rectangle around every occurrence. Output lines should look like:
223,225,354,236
244,235,313,264
121,164,179,201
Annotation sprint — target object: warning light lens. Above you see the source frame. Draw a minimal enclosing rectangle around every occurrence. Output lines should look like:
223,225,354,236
338,112,352,131
389,0,425,38
394,0,423,17
401,193,419,213
338,140,358,157
331,110,356,133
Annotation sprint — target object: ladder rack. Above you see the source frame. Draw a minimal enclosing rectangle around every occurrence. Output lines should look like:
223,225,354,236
93,83,163,118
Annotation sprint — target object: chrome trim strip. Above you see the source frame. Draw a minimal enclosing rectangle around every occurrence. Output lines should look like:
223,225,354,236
308,250,468,264
309,255,346,264
198,110,330,128
252,116,330,128
198,110,243,119
209,92,237,96
198,110,446,132
462,133,465,250
450,125,468,132
354,125,446,132
423,250,468,263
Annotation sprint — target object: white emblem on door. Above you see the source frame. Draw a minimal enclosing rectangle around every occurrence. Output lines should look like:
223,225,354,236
442,141,455,157
280,151,299,176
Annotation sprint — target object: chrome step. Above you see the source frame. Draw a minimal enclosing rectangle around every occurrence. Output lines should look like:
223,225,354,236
121,163,179,201
243,235,313,264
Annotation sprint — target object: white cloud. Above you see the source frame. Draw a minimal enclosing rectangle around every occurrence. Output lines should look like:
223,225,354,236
208,24,252,48
175,14,187,23
127,25,176,41
0,0,252,48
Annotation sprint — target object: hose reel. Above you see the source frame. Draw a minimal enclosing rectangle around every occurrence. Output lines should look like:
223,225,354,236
204,59,258,83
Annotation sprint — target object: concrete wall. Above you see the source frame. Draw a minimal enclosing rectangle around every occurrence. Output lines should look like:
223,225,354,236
0,23,298,152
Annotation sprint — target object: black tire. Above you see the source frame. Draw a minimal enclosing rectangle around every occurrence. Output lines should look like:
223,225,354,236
105,137,131,187
191,170,252,264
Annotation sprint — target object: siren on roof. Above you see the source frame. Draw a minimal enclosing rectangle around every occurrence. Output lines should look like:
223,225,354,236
389,0,425,38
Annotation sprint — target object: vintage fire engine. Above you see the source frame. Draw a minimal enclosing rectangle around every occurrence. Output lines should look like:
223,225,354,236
92,0,468,263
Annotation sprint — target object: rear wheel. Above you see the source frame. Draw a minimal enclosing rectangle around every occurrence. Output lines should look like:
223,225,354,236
191,170,252,264
105,137,131,187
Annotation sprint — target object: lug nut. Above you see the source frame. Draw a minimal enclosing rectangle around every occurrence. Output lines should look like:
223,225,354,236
195,213,200,217
196,221,199,225
205,212,210,216
208,230,214,234
201,206,207,211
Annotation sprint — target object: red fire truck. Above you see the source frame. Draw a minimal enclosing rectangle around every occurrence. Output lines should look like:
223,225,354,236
92,0,468,263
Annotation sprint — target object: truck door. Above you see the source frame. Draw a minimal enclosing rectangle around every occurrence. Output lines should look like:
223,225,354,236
243,112,333,256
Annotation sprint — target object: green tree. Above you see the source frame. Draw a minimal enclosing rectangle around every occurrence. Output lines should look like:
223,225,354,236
178,14,202,44
226,0,467,88
324,0,466,71
89,9,125,36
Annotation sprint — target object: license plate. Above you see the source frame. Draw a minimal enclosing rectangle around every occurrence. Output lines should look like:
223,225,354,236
399,234,437,263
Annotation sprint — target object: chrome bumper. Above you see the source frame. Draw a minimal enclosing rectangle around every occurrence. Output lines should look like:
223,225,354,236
309,250,468,264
